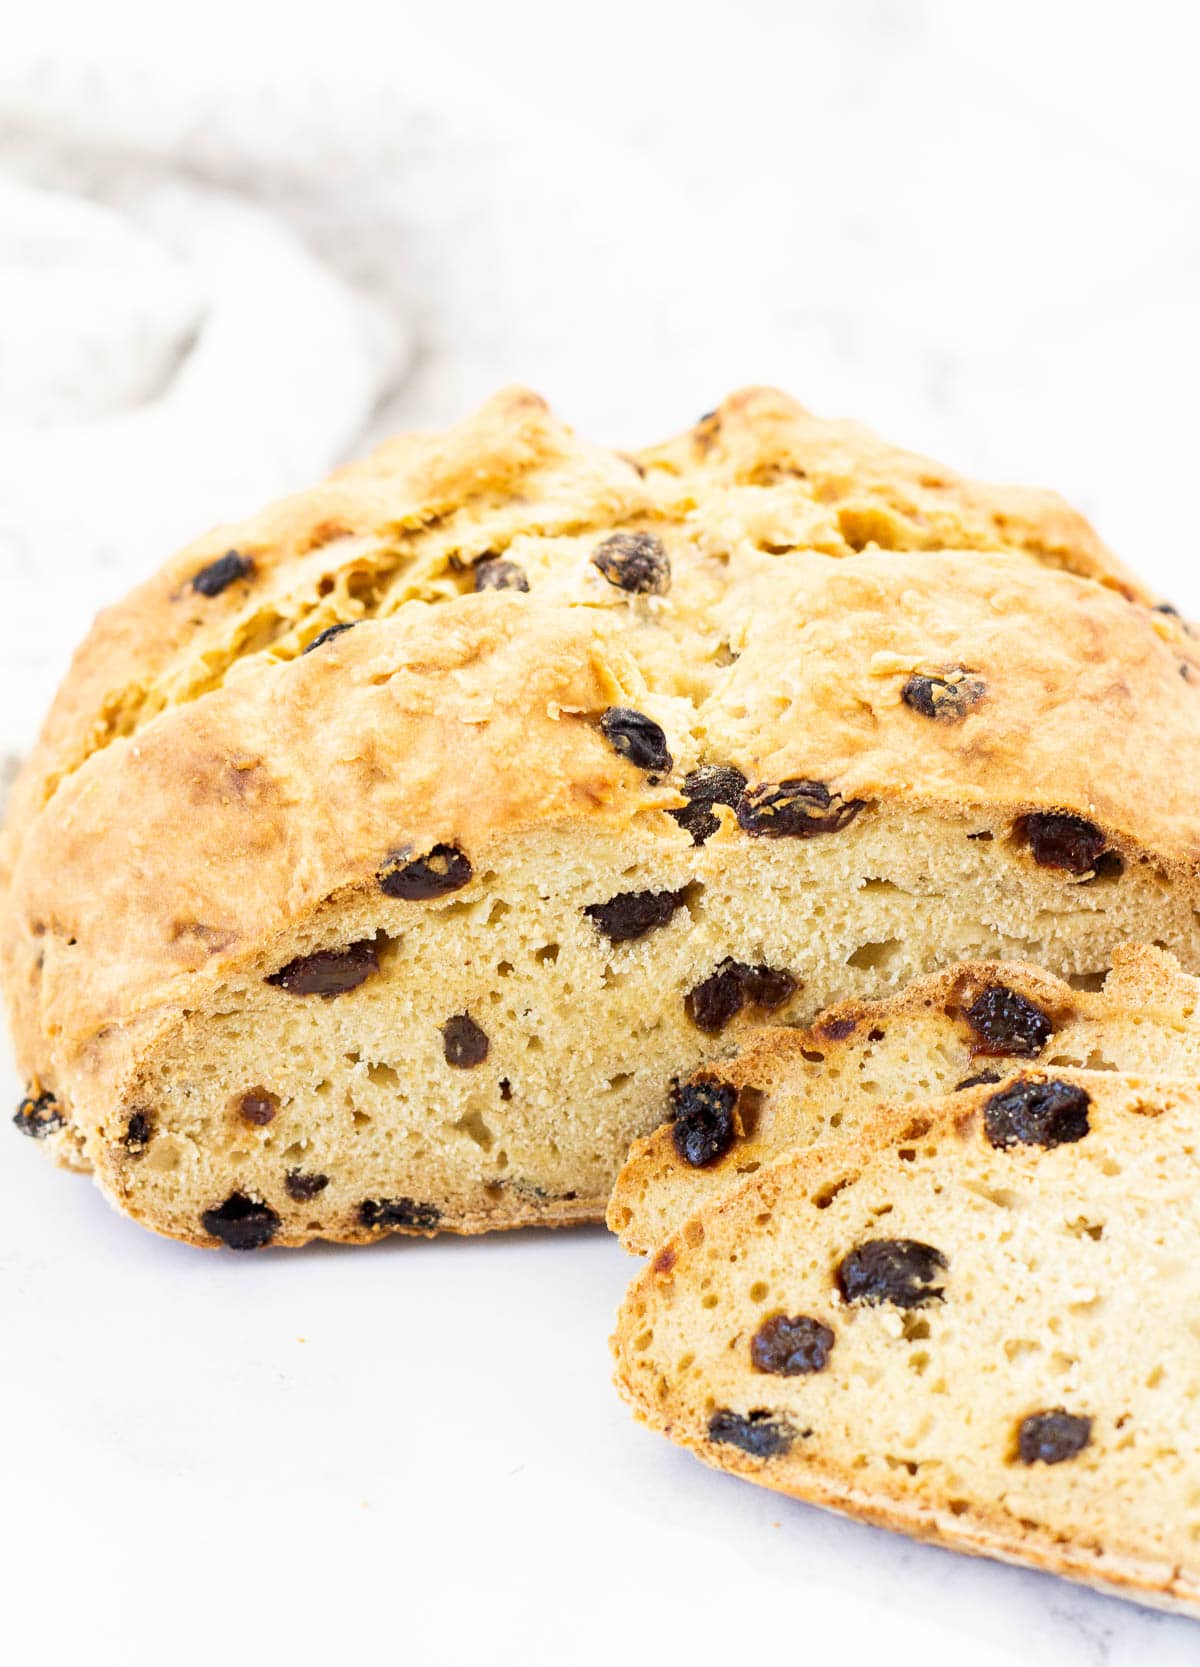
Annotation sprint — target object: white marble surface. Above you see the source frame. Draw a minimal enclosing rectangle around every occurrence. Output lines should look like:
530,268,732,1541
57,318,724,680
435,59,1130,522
3,4,1200,1662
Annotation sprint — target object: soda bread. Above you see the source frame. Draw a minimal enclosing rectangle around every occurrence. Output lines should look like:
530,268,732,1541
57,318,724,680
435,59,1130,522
610,943,1200,1253
612,1069,1200,1615
4,388,1199,1248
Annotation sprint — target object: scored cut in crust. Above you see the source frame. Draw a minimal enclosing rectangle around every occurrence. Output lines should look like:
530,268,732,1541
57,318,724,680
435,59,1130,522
612,1068,1200,1616
610,942,1200,1254
3,388,1199,1249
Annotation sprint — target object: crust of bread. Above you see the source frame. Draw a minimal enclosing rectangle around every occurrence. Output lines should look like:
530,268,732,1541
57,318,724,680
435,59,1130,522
610,941,1200,1252
612,1070,1200,1615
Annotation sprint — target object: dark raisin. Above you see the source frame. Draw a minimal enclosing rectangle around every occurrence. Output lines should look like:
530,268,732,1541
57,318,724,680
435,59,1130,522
303,621,357,654
902,670,986,721
201,1192,280,1250
1017,1410,1092,1465
239,1088,278,1126
584,887,687,943
684,959,796,1034
684,962,749,1034
442,1014,489,1068
474,557,530,593
590,531,671,595
13,1090,64,1139
670,764,748,844
266,939,378,997
191,550,253,597
984,1078,1091,1149
737,778,865,838
954,1069,1002,1092
707,1409,798,1458
499,1078,513,1101
1016,813,1110,876
751,1314,835,1376
378,843,473,900
964,986,1053,1057
671,1079,738,1167
599,707,673,774
820,1015,857,1042
359,1197,441,1231
285,1170,329,1202
125,1110,153,1152
741,965,797,1010
1155,601,1181,616
837,1239,947,1308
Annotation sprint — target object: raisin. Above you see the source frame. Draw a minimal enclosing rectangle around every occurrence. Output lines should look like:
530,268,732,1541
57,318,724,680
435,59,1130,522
751,1314,835,1376
474,557,530,592
442,1014,489,1068
303,621,357,654
670,765,747,845
671,1079,738,1167
378,843,473,900
737,779,865,838
590,531,671,595
964,986,1053,1057
902,670,986,720
707,1409,798,1458
837,1239,947,1308
13,1090,64,1139
191,550,253,597
684,959,796,1034
984,1078,1090,1149
267,940,378,997
741,965,797,1009
125,1110,153,1152
359,1197,441,1231
954,1069,1001,1092
820,1015,857,1042
584,887,687,943
239,1088,278,1126
201,1193,280,1250
1016,813,1110,876
684,962,748,1034
1017,1410,1092,1465
285,1170,329,1202
599,707,673,774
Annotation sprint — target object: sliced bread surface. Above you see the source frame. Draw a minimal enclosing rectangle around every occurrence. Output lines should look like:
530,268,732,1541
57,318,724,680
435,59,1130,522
613,1069,1200,1614
610,943,1200,1253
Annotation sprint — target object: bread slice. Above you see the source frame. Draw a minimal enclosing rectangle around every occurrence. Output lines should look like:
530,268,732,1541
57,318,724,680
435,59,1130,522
612,1069,1200,1615
5,389,1200,1249
610,942,1200,1254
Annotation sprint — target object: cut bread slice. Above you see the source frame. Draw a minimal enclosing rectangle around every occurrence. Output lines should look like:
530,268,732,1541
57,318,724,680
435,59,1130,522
610,943,1200,1254
612,1068,1200,1615
5,391,1200,1250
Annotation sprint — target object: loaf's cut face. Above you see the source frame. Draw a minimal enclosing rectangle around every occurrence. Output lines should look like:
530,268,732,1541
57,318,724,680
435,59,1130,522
3,388,1200,1248
611,943,1200,1253
612,1071,1200,1615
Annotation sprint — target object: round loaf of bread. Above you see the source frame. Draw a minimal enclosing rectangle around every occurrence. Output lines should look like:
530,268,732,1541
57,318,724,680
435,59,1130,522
3,388,1198,1248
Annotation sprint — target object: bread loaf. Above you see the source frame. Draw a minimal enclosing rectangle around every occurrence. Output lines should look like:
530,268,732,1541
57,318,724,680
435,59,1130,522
4,388,1198,1248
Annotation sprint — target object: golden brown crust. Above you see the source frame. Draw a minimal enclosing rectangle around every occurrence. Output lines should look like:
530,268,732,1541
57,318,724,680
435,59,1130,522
612,1070,1200,1616
610,942,1200,1253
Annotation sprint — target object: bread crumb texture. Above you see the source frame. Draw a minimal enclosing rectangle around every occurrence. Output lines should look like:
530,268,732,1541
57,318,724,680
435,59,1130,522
3,387,1200,1248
